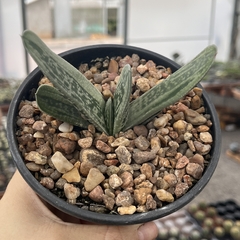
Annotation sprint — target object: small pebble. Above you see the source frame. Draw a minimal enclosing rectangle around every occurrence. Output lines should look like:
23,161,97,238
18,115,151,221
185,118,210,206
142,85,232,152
176,156,189,169
109,174,123,189
64,183,80,203
84,168,105,192
111,137,130,147
120,171,134,189
199,132,213,143
156,189,174,203
80,148,105,166
51,151,74,174
116,190,134,207
133,125,148,137
117,205,137,215
58,122,73,133
26,162,43,171
19,104,35,118
32,121,47,132
153,115,169,129
136,78,150,92
62,167,81,183
186,163,203,179
25,151,48,165
134,135,150,151
102,195,115,210
88,185,104,203
184,109,207,125
96,140,112,153
40,177,54,189
134,187,152,205
115,146,131,164
55,137,77,154
174,182,189,198
132,150,156,164
140,163,153,179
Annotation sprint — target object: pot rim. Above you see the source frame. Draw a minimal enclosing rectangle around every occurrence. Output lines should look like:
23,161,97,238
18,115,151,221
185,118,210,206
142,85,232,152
7,44,221,225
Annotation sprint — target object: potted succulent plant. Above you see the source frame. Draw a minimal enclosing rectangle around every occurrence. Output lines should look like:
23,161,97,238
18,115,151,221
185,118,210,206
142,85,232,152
7,30,221,225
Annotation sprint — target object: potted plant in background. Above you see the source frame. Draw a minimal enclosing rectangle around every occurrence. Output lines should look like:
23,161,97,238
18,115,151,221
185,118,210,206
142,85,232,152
0,79,18,197
7,30,221,225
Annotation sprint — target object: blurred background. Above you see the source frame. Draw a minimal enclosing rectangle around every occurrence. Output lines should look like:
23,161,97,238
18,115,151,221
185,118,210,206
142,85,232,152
1,1,240,238
0,0,239,79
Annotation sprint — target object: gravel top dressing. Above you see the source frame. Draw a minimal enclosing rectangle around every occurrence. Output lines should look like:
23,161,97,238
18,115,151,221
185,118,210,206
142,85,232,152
16,54,213,215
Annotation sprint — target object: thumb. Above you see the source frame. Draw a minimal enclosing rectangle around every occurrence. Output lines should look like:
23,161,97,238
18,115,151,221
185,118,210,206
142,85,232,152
138,222,158,240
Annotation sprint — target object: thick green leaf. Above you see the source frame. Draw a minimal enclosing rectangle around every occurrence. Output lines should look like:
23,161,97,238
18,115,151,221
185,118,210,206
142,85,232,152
36,85,90,128
123,45,217,131
104,97,114,136
21,30,108,134
112,64,132,135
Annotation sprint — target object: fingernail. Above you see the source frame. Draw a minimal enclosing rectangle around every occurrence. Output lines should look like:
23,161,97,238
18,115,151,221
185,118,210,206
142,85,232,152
138,222,158,240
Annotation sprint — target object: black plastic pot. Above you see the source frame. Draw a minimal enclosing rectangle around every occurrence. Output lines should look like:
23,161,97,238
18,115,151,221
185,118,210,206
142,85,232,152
7,44,221,225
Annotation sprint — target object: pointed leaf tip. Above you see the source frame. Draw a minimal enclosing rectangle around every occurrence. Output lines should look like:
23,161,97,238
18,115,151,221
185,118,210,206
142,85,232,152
123,44,217,131
21,29,108,134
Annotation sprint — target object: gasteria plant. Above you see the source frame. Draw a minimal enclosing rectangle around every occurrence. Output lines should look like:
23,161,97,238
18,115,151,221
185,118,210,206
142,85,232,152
21,30,217,136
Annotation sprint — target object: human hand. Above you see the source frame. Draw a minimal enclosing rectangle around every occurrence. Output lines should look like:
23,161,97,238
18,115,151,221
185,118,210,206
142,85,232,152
0,171,158,240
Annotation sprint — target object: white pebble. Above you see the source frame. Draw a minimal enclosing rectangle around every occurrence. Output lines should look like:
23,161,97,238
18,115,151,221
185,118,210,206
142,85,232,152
33,131,44,138
59,122,74,133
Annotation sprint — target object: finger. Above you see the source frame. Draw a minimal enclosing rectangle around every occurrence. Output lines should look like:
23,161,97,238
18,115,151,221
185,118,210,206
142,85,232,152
54,223,143,240
137,222,158,240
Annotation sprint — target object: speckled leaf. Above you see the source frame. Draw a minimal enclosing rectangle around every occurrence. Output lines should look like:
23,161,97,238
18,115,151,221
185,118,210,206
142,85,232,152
21,30,108,134
36,85,90,128
112,64,132,135
104,97,114,136
123,45,217,131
